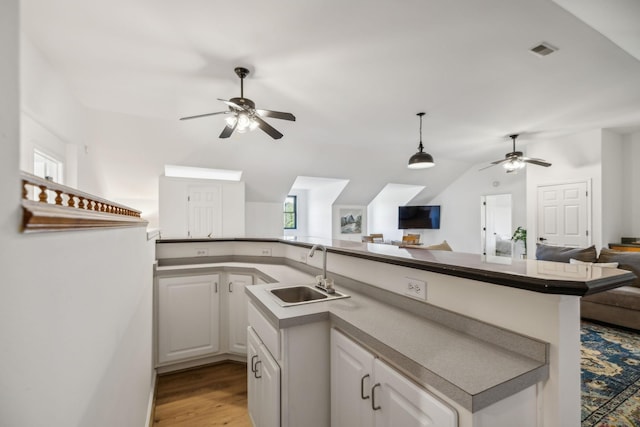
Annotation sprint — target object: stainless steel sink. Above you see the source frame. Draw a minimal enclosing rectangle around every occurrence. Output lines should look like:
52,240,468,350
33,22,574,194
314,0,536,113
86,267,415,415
269,285,350,307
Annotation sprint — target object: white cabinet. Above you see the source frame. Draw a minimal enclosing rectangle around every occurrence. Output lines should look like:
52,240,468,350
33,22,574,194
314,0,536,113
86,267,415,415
331,329,457,427
227,273,252,354
156,270,257,369
157,274,220,364
248,300,330,427
331,327,374,426
248,326,280,427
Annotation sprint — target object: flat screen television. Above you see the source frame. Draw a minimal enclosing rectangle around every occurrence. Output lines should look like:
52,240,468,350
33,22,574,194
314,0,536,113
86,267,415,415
398,205,441,229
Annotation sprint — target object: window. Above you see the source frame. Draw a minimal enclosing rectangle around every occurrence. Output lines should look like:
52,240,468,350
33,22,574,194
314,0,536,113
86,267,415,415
284,195,297,229
34,149,63,184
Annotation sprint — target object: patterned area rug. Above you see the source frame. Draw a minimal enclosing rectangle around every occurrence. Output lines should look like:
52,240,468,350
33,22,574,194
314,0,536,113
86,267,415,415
582,321,640,426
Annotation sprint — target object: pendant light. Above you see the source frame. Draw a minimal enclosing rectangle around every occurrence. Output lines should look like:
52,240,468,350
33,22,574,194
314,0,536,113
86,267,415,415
407,112,435,169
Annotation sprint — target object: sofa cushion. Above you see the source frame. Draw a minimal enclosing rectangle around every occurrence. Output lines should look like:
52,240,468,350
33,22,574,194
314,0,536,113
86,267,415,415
570,258,619,268
535,244,597,263
598,248,640,287
582,286,640,310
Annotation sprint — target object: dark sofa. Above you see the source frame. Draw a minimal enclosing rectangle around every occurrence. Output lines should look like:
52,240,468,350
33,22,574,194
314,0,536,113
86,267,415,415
536,244,640,330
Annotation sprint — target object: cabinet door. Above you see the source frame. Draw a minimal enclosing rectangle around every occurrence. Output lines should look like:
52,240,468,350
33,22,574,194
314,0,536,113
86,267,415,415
228,273,253,354
331,329,375,427
248,326,281,427
373,359,456,427
157,274,220,364
257,341,281,427
247,327,262,426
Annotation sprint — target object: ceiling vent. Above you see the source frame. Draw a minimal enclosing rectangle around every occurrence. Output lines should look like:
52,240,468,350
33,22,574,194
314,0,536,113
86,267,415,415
530,42,557,57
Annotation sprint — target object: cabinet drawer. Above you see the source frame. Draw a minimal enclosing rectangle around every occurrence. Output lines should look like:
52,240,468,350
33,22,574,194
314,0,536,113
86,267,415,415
248,301,280,360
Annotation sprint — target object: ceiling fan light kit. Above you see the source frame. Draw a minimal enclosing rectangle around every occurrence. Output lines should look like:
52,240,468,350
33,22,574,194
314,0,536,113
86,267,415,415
179,66,295,140
480,134,551,173
408,112,435,169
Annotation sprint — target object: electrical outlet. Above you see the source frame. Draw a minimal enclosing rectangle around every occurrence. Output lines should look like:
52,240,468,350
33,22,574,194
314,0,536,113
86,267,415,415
195,248,208,257
404,277,427,300
299,252,307,263
260,248,272,256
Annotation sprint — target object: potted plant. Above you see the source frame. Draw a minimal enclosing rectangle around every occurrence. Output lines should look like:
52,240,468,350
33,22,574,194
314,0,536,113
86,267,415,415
512,226,527,258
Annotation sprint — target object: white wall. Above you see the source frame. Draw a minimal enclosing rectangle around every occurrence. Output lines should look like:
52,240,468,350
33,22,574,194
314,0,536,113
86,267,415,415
526,129,602,254
622,131,640,236
20,37,87,189
246,202,284,237
601,130,624,246
307,180,348,239
427,164,526,254
1,9,155,426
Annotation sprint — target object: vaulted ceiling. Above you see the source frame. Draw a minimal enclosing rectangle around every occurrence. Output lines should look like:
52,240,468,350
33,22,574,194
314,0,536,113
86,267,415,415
20,0,640,208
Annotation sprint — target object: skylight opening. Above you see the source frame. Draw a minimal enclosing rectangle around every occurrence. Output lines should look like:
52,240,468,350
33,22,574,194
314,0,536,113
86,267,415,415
164,165,243,181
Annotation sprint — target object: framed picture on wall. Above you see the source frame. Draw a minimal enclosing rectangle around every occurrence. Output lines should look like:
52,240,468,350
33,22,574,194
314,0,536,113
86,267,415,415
340,209,362,234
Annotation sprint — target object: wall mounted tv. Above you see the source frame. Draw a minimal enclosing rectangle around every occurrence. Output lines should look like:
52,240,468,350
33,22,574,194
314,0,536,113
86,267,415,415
398,205,441,229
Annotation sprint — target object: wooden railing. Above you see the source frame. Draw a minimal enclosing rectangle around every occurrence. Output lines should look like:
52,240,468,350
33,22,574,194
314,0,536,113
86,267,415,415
21,171,148,232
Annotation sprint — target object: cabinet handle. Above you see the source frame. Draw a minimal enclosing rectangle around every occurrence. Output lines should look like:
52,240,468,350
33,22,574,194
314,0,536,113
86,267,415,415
215,282,218,293
371,383,381,411
251,355,258,373
360,374,371,400
254,360,262,378
229,282,233,292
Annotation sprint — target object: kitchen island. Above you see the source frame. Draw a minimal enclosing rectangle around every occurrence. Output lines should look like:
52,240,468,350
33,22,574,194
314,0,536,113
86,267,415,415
156,237,635,426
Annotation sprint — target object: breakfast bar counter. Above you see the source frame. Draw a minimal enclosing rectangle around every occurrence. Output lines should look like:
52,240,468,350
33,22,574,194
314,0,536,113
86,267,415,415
156,237,636,426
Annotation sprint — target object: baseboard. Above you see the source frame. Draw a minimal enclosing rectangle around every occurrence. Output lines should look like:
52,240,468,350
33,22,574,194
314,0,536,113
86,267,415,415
145,371,158,427
156,353,246,374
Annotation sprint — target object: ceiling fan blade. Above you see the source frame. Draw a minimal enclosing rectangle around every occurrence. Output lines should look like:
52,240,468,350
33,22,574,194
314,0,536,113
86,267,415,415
253,115,283,140
218,98,243,110
479,163,499,171
179,111,228,121
219,121,237,139
490,158,510,165
522,158,552,167
256,109,296,121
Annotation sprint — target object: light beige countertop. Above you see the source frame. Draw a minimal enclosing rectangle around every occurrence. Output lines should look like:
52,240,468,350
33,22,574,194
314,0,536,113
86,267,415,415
246,279,548,412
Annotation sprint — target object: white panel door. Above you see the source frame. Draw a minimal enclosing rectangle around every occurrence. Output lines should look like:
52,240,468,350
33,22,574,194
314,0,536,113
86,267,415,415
331,329,375,427
537,182,590,248
188,185,222,238
373,359,457,427
228,273,253,354
158,274,220,363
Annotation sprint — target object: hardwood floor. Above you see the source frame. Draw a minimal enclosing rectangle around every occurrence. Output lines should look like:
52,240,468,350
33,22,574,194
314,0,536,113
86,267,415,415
153,362,251,426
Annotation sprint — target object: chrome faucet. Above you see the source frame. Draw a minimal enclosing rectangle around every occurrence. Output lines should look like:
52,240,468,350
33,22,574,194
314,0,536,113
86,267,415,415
308,244,335,294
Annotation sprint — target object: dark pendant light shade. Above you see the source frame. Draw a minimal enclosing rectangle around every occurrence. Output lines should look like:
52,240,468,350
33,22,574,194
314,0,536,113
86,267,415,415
407,112,435,169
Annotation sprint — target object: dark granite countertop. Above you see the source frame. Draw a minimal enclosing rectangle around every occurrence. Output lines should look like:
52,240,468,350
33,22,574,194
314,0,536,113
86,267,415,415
157,236,636,296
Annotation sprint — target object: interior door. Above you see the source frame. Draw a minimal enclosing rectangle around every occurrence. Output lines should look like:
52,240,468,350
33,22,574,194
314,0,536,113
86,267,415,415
481,194,512,257
187,185,222,238
537,182,590,248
